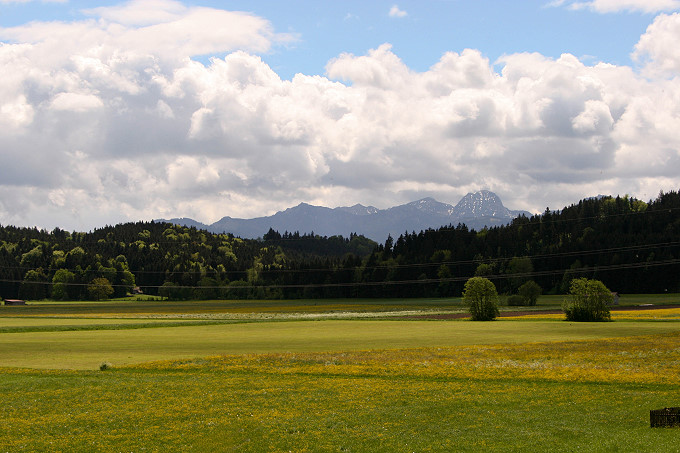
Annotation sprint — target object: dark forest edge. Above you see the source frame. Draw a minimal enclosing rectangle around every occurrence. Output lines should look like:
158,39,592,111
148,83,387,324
1,190,679,301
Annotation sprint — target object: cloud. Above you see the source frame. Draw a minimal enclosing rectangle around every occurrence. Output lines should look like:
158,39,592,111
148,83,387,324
50,93,104,112
556,0,680,13
0,0,66,3
0,1,296,61
388,5,408,18
0,2,679,232
633,13,680,77
83,0,187,26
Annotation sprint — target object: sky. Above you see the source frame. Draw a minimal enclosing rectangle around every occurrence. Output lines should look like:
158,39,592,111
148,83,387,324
1,0,680,232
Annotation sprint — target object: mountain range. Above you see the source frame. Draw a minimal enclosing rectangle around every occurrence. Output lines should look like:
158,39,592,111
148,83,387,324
160,190,532,242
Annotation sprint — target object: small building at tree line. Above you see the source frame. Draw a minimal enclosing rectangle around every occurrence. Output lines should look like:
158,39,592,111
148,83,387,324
3,299,26,306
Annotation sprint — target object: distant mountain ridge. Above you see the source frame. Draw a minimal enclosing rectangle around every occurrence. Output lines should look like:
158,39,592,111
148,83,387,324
159,190,532,242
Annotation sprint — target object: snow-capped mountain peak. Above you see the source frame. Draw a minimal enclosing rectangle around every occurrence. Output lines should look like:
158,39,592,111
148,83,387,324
402,197,455,216
453,190,510,218
161,190,530,241
336,204,379,216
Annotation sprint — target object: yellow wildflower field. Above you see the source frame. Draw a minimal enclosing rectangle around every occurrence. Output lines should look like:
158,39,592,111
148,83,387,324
2,332,680,451
139,331,680,386
612,307,680,320
505,307,680,321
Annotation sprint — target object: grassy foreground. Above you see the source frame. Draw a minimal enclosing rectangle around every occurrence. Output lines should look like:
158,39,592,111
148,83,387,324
1,319,680,369
2,297,680,451
2,333,680,451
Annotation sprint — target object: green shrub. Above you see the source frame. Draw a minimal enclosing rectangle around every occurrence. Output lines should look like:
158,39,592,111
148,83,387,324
518,280,542,306
562,278,612,322
462,277,500,321
506,295,524,306
87,278,114,301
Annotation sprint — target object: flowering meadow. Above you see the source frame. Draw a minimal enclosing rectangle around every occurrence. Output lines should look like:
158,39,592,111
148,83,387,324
2,330,680,451
506,307,680,321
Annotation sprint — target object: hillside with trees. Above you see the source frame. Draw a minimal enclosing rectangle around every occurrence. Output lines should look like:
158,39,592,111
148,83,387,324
0,191,678,300
358,190,679,298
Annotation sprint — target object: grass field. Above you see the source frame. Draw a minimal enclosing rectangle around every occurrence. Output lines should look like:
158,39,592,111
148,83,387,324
1,319,680,370
2,296,680,451
0,297,467,317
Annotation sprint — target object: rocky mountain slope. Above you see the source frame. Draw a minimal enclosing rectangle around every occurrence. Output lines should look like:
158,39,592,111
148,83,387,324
160,190,532,241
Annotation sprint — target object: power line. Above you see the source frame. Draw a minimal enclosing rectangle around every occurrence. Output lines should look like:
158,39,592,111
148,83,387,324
2,195,679,293
5,257,680,292
1,240,678,276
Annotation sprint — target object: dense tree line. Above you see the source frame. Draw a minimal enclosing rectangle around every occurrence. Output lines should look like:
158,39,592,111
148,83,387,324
1,191,679,300
0,222,376,300
360,191,680,298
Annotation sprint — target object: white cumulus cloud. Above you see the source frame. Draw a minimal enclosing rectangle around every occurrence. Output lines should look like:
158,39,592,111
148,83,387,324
633,13,680,77
0,0,65,3
84,0,188,26
50,93,105,112
0,2,679,233
389,5,408,18
558,0,680,13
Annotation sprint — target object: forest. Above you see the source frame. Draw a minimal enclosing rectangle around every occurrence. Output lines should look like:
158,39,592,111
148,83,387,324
1,190,678,301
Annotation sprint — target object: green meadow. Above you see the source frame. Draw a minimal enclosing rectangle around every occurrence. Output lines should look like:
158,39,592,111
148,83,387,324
1,318,680,370
2,298,680,451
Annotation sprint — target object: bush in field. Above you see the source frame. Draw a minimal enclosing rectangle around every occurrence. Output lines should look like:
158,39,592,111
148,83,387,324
506,295,524,306
517,280,542,306
562,278,612,322
87,278,114,301
462,277,499,321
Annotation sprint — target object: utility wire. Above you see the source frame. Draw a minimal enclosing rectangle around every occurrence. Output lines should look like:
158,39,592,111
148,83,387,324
1,240,679,275
5,257,680,291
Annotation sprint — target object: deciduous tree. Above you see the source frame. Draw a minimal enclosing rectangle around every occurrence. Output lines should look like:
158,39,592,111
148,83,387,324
52,269,75,300
462,277,499,321
87,277,114,301
562,278,612,322
517,280,542,306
